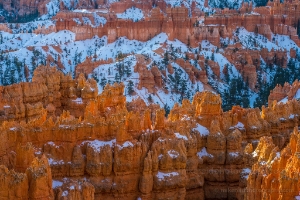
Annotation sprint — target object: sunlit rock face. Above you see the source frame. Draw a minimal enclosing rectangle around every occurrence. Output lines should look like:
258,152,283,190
0,66,299,199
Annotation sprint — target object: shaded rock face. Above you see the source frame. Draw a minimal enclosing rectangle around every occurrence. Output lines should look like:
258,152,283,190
205,0,300,46
268,80,300,105
0,66,300,199
243,127,300,200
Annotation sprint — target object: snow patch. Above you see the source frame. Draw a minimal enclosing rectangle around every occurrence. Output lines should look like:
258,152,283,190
52,180,63,188
174,132,188,140
192,123,209,136
117,7,144,21
156,171,179,181
168,150,179,158
241,168,251,179
197,147,212,159
86,139,116,152
117,141,134,149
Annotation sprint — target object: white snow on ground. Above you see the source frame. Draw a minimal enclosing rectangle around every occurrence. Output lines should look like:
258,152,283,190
192,123,209,136
73,9,93,13
234,122,245,129
156,171,179,181
237,27,278,51
164,0,214,14
52,180,63,188
91,33,206,109
241,168,251,179
278,89,300,103
272,34,300,52
0,21,299,111
39,0,60,20
48,158,64,165
85,139,116,152
229,152,240,157
8,20,55,34
174,132,188,140
279,97,288,104
168,150,179,158
295,89,300,99
93,14,107,27
197,147,212,159
116,7,144,21
117,141,134,149
164,0,182,7
236,27,300,54
81,15,107,27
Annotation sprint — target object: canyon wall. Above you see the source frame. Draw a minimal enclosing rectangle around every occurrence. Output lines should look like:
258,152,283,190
0,66,299,199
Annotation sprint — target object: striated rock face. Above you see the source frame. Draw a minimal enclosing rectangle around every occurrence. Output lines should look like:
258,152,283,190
0,66,300,199
55,6,222,47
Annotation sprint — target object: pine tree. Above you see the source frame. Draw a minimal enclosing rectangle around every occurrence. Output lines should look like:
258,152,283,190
147,94,152,102
92,72,99,83
179,77,187,102
199,44,202,52
124,64,132,77
163,51,169,66
114,72,121,83
3,67,11,86
127,80,134,95
184,53,189,61
211,52,215,61
224,64,230,83
100,77,107,89
164,104,170,117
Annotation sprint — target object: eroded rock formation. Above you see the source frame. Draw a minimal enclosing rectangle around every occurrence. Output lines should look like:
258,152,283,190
0,66,299,199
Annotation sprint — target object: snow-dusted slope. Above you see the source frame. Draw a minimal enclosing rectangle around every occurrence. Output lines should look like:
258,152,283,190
0,30,235,109
0,22,299,110
116,7,144,21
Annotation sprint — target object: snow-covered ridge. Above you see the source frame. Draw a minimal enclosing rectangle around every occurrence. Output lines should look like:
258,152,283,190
0,25,299,111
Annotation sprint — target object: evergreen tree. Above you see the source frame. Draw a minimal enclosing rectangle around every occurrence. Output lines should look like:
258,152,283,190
3,67,11,86
179,77,188,102
92,72,99,83
124,64,132,77
100,77,107,89
164,104,170,117
211,52,215,61
127,80,134,95
147,94,152,102
224,64,230,83
199,44,202,52
163,51,169,66
184,53,189,61
114,72,121,83
0,33,3,44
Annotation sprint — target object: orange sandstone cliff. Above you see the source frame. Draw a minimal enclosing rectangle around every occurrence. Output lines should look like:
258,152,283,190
0,66,299,199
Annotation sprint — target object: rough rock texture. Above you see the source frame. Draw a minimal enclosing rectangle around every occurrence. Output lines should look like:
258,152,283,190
268,80,300,105
55,6,220,47
243,127,300,200
0,66,299,199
